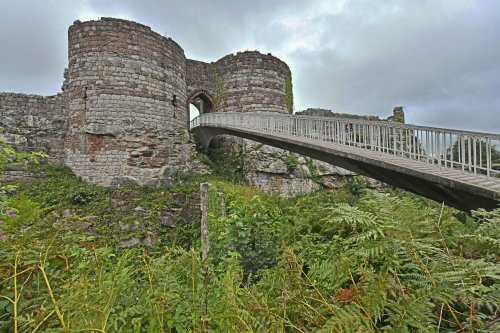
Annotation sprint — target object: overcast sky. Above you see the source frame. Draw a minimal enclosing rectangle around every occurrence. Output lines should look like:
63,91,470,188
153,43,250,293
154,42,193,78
1,0,499,133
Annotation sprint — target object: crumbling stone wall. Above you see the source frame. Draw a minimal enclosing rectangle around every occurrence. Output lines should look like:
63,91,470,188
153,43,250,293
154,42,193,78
0,92,68,163
296,108,381,121
387,106,405,123
297,107,406,124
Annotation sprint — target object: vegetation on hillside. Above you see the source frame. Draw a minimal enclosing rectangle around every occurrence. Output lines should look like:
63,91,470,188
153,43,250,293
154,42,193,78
212,71,227,112
0,140,499,332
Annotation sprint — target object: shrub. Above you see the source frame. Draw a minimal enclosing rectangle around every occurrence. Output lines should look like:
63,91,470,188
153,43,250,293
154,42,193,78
344,175,367,196
284,154,299,173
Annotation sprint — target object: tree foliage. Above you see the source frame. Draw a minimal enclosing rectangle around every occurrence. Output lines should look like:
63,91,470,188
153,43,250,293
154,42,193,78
0,139,46,201
448,138,500,170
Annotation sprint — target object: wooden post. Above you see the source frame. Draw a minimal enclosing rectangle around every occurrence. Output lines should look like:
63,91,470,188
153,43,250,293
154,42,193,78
217,191,227,218
200,182,210,260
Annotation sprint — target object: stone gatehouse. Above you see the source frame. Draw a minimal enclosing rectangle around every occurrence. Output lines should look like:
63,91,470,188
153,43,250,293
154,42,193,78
1,18,292,185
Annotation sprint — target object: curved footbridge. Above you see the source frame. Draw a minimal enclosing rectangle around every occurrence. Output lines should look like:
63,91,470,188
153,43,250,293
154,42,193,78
191,112,500,211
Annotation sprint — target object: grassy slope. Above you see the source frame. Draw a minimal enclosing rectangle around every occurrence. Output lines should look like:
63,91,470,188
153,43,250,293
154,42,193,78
0,164,498,332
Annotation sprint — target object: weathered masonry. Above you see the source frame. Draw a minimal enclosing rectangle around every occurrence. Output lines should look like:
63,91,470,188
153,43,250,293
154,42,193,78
1,18,292,185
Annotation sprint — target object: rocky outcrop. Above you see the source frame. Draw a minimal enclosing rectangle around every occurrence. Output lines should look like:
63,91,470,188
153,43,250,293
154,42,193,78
242,140,354,197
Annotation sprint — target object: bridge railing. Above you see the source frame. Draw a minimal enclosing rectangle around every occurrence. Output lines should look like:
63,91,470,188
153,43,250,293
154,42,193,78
191,112,500,178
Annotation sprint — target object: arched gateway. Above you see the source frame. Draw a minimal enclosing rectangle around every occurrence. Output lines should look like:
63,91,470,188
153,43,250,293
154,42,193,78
188,90,214,122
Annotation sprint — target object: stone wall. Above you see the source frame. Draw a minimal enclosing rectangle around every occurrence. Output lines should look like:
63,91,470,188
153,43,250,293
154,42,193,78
186,59,214,104
296,107,406,124
0,92,68,163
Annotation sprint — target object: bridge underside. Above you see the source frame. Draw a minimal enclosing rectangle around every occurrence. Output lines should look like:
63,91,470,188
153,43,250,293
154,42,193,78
193,126,500,212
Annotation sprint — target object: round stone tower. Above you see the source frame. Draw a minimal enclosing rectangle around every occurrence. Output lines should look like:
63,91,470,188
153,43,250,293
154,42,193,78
215,51,292,114
65,18,191,185
186,51,292,115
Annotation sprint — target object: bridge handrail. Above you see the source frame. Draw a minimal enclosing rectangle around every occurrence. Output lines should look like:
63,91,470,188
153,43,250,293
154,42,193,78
191,112,500,178
193,112,500,139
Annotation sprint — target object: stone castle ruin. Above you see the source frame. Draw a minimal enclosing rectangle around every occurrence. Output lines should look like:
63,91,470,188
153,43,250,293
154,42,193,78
1,18,292,185
1,18,402,194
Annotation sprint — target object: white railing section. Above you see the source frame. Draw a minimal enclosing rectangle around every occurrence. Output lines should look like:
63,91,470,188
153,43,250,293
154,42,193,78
191,112,500,179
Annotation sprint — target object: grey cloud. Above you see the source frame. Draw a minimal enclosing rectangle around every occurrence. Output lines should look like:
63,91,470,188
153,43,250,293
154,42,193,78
286,0,500,132
0,0,498,132
0,1,69,94
83,0,304,60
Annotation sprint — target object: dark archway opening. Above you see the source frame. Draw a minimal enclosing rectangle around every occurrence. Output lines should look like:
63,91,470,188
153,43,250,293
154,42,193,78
188,91,214,122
